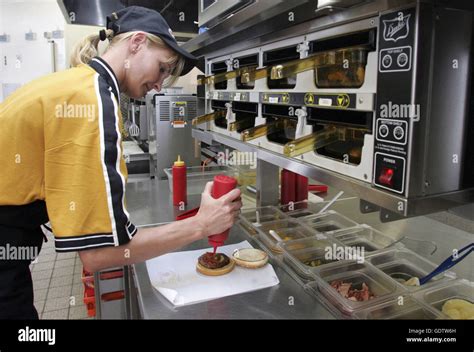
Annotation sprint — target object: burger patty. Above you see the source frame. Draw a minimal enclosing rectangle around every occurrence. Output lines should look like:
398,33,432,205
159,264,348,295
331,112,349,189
198,253,230,269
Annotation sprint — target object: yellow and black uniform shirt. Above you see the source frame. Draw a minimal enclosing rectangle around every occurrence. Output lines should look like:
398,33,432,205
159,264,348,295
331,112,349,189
0,57,137,252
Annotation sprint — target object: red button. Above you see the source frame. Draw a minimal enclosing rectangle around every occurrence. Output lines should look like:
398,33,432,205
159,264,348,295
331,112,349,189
378,167,394,186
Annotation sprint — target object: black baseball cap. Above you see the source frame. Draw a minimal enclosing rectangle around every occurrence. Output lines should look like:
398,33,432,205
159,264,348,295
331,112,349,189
106,6,197,76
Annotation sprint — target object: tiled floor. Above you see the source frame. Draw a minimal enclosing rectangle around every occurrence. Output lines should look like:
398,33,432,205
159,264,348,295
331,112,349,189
30,232,93,320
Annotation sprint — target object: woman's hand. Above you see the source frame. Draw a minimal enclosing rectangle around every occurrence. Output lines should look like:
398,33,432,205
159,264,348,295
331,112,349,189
195,181,242,238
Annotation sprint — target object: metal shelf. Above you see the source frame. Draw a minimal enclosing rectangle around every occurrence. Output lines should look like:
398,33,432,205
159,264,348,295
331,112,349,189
192,128,474,222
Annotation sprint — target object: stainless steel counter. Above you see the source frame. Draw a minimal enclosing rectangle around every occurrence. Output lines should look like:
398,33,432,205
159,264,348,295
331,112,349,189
132,227,333,319
127,179,334,319
126,179,473,319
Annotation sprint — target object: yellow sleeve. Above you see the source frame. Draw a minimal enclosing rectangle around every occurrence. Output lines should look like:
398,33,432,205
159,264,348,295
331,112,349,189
44,73,136,252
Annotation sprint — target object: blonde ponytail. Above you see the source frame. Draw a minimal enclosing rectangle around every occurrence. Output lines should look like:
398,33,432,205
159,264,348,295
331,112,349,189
70,29,185,87
70,29,114,67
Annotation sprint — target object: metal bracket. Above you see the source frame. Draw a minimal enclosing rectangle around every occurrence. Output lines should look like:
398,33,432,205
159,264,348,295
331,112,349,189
359,199,379,214
226,58,234,71
314,5,345,17
380,208,405,223
297,41,310,59
295,107,312,139
225,102,236,123
256,159,280,207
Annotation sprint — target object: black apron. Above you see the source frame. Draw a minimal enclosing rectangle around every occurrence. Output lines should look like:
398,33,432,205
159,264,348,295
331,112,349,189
0,200,48,319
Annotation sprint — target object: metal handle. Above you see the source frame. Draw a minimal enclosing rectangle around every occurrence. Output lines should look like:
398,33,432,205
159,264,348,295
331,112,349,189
198,65,258,85
240,67,271,83
269,56,319,80
314,5,345,16
192,110,225,126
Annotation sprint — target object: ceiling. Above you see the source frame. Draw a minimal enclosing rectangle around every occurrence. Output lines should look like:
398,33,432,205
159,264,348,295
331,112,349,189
57,0,197,37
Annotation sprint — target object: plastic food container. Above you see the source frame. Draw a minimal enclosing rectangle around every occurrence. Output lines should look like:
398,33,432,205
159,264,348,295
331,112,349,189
331,224,398,253
314,47,368,88
353,295,445,320
302,210,358,234
238,221,260,237
256,219,317,253
238,206,288,237
279,235,347,280
240,206,287,224
415,279,474,319
313,261,405,316
284,208,317,219
233,165,256,188
278,201,310,214
278,202,329,219
368,248,454,290
164,165,235,195
277,255,315,287
304,281,348,319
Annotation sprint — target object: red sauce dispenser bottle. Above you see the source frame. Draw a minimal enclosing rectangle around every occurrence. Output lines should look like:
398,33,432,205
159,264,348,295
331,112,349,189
172,155,187,206
295,174,309,209
208,175,237,252
281,169,296,205
295,174,309,201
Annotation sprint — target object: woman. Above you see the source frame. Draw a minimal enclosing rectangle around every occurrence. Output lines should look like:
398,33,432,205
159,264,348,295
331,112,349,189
0,6,242,319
